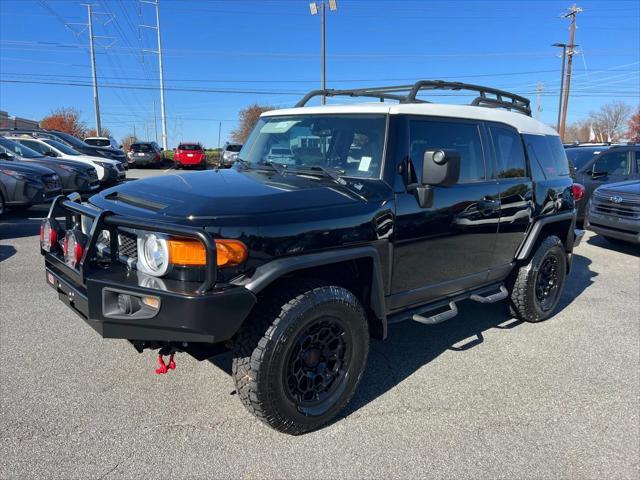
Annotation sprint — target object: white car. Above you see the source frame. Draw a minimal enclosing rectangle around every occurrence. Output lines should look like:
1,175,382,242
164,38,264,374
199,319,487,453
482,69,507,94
7,137,125,184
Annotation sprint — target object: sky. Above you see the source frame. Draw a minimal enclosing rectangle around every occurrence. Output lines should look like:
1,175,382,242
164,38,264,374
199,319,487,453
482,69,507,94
0,0,638,148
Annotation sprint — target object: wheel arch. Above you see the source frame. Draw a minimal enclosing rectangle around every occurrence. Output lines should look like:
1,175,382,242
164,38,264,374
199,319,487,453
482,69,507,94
239,247,388,339
516,211,576,261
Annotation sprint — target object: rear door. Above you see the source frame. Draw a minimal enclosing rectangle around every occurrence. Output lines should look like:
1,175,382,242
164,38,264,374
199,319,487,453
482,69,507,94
486,124,534,266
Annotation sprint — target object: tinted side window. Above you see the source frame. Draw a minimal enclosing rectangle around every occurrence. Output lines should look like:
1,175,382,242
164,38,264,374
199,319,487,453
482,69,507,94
409,120,485,182
523,134,561,180
545,136,570,177
489,125,526,178
21,140,47,155
594,151,630,175
635,151,639,174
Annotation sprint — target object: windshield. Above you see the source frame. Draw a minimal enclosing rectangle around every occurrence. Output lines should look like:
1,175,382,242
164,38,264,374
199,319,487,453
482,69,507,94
43,139,81,156
226,144,242,152
0,137,44,159
565,147,608,170
131,143,153,152
47,131,88,148
240,114,386,179
178,144,202,151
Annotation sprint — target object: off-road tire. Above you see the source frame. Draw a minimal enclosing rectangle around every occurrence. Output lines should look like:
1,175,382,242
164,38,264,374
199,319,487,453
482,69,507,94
232,279,369,435
507,235,567,323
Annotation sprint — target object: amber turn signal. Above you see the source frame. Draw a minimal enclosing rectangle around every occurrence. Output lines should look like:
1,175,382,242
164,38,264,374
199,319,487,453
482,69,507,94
167,238,247,268
215,239,248,267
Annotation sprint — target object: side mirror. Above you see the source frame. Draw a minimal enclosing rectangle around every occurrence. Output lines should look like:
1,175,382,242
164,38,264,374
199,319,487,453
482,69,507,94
410,149,460,208
591,167,607,179
0,152,12,160
44,150,56,157
119,145,123,149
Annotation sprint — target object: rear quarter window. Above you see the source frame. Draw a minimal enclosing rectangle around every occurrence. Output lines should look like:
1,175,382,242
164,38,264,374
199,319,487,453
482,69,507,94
523,134,570,180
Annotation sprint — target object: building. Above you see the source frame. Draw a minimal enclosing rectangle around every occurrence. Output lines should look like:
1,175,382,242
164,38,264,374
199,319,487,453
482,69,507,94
0,110,39,129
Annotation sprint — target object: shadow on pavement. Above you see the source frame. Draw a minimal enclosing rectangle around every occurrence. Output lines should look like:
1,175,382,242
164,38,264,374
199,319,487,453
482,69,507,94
0,206,48,241
586,233,639,256
204,252,597,421
0,244,16,263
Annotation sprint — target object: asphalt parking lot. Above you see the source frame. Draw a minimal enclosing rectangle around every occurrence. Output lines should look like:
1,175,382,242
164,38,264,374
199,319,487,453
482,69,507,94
1,169,639,479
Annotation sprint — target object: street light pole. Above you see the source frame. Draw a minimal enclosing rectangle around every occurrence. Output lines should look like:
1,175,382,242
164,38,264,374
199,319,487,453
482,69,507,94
309,1,337,105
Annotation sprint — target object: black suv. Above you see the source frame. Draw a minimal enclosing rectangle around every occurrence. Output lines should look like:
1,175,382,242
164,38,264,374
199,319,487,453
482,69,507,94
39,81,583,434
0,128,127,168
566,144,639,221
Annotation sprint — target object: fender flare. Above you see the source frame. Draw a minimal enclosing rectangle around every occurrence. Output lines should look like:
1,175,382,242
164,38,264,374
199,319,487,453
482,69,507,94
240,246,388,338
515,210,576,260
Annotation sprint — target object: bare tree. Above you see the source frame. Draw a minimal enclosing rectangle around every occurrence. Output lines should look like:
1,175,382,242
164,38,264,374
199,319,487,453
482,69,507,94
121,134,138,151
564,121,591,143
588,102,632,142
86,127,112,138
230,104,274,144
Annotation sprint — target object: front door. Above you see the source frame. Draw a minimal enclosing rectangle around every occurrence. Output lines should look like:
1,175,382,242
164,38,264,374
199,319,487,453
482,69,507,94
390,117,500,310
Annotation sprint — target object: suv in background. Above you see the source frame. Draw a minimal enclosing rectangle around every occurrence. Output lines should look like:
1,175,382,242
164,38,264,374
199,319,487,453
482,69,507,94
0,128,127,168
84,136,121,150
39,81,583,435
127,142,164,168
568,144,639,221
220,142,242,167
174,142,206,169
585,180,640,245
0,160,61,214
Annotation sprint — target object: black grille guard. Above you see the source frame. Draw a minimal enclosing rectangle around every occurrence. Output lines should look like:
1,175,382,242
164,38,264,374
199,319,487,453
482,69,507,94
43,194,218,294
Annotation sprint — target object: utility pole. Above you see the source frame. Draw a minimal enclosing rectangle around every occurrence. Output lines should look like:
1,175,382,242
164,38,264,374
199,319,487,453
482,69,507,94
217,121,222,149
552,43,568,132
141,0,168,150
86,4,101,136
153,100,158,143
559,4,582,140
535,82,544,120
133,124,137,139
309,1,338,104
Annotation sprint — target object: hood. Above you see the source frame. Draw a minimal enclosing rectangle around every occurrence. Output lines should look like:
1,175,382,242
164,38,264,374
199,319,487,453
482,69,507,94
90,168,386,219
15,156,95,174
596,180,640,196
0,160,55,175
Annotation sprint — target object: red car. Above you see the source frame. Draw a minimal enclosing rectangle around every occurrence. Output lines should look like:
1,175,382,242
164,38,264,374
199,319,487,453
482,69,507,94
174,143,207,169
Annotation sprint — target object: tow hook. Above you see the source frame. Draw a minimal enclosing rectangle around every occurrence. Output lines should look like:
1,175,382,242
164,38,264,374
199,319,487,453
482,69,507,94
155,347,177,375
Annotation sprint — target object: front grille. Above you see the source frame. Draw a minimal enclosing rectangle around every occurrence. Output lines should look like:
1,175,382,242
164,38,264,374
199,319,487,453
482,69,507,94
118,231,137,260
592,191,640,219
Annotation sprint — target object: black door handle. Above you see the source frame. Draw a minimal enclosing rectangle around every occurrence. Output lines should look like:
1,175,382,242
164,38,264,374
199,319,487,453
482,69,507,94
478,198,500,210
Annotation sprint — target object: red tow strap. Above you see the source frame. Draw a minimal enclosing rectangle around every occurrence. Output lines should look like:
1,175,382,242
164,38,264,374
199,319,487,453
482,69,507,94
155,353,176,374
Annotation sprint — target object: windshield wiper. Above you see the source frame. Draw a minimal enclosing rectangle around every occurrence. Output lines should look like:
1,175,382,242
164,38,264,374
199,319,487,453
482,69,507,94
261,161,288,174
296,165,345,182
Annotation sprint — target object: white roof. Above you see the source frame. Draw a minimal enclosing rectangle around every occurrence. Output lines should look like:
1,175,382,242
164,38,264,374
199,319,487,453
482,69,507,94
262,102,558,136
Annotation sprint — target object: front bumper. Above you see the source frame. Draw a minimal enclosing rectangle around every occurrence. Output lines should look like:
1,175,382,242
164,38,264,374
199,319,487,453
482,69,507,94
586,212,640,244
45,262,256,343
41,195,256,343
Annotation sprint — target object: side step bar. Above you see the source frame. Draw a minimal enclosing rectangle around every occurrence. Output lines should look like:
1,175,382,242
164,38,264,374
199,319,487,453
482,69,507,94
469,285,508,304
413,302,458,325
387,282,508,327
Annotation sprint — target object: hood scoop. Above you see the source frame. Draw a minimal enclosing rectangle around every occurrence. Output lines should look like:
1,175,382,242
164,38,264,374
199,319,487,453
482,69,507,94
104,192,167,212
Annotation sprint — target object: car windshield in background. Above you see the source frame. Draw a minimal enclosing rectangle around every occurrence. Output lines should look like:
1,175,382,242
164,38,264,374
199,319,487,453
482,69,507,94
0,137,44,159
226,144,242,152
178,144,201,151
240,114,386,179
43,139,81,156
131,143,153,152
49,131,88,148
565,147,608,170
86,139,111,147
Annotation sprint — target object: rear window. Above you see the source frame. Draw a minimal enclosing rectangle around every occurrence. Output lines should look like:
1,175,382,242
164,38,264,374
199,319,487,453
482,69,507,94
225,144,242,152
523,134,570,180
178,144,202,151
131,143,153,152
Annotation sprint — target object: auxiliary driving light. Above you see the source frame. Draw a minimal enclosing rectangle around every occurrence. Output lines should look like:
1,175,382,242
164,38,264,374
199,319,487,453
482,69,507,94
63,230,86,268
40,218,61,252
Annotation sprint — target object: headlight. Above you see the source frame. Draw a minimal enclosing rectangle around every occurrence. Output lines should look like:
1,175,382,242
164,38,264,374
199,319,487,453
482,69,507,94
137,233,170,277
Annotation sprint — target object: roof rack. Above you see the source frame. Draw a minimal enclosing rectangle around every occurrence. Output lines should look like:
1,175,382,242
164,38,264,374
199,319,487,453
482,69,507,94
295,80,532,116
